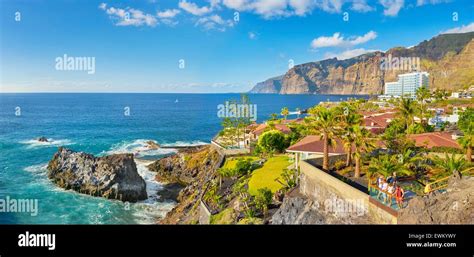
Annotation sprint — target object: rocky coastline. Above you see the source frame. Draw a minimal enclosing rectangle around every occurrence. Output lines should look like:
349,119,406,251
47,147,147,202
147,145,224,224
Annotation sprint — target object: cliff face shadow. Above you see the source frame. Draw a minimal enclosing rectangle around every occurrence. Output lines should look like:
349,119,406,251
156,183,184,202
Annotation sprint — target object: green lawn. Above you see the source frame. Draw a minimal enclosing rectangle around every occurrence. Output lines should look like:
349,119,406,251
248,155,291,195
222,156,259,170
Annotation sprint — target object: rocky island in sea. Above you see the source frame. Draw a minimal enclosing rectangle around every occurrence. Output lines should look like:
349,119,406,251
47,147,147,202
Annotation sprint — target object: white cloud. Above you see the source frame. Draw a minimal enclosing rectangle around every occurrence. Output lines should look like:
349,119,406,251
103,6,158,27
289,0,315,16
379,0,404,17
157,9,181,18
441,22,474,34
315,0,343,13
98,3,107,10
310,31,377,49
252,0,289,18
350,0,374,12
195,14,234,31
311,33,345,48
222,0,252,11
324,48,379,60
416,0,449,6
248,32,257,39
179,0,213,16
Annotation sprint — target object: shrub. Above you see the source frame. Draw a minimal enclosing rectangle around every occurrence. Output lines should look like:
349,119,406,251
234,158,253,176
276,168,300,191
334,160,346,170
253,188,273,214
257,130,290,154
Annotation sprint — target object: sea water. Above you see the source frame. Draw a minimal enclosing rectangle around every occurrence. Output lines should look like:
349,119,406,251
0,93,366,224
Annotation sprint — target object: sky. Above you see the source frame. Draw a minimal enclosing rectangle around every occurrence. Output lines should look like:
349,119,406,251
0,0,473,93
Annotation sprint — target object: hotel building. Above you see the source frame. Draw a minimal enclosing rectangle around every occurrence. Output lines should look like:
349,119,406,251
383,72,429,98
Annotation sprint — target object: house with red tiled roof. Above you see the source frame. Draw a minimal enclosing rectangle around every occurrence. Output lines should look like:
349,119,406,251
408,132,461,149
281,118,304,125
362,112,396,134
244,123,292,148
286,135,347,167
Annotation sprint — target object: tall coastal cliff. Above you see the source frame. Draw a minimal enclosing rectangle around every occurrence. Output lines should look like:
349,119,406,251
249,32,474,94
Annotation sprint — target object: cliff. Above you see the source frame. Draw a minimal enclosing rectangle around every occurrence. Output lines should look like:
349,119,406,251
147,145,224,224
249,32,474,94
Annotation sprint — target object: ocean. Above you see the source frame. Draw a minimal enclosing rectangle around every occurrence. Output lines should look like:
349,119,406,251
0,93,367,224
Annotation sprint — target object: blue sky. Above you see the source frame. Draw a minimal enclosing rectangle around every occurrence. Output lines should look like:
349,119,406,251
1,0,473,93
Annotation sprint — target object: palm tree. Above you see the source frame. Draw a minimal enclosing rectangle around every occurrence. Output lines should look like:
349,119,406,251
398,148,426,172
336,102,362,167
269,113,278,121
396,97,419,130
368,154,411,178
281,107,289,120
306,106,338,171
353,126,375,178
416,86,430,124
432,153,473,180
457,108,474,162
458,135,473,162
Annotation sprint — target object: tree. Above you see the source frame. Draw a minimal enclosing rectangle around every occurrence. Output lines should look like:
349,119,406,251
416,86,431,123
269,113,278,121
353,126,375,178
397,148,425,172
335,102,362,167
276,168,300,191
281,107,289,120
396,97,419,130
457,108,474,162
305,106,339,170
368,154,412,178
432,153,473,180
381,118,416,154
253,188,273,219
257,130,289,155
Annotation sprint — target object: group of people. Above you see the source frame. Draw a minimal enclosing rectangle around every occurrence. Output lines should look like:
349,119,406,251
374,172,405,209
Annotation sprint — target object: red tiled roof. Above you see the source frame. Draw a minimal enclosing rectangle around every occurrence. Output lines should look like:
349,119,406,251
253,124,291,136
363,112,395,129
281,118,304,125
286,135,347,154
408,132,461,149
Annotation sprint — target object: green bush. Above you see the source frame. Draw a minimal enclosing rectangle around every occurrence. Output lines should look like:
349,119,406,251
257,130,290,154
253,188,273,214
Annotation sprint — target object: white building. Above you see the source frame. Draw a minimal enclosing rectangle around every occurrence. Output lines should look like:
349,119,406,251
384,72,429,98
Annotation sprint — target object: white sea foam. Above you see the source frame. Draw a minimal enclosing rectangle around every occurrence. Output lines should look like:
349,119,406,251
20,138,73,149
24,163,48,174
104,140,179,223
104,139,177,158
134,159,176,223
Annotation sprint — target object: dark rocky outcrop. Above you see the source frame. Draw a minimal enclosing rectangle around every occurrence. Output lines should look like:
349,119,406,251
37,137,48,142
147,145,224,224
250,32,474,94
398,177,474,224
47,147,147,202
